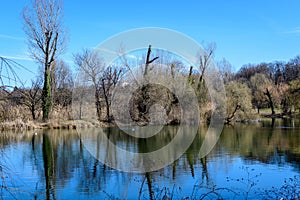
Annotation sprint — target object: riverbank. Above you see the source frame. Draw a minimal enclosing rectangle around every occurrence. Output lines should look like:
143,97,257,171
0,112,299,131
0,119,105,131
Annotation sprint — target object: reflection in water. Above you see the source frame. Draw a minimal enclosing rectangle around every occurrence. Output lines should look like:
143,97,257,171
79,125,198,173
42,132,55,200
0,118,299,199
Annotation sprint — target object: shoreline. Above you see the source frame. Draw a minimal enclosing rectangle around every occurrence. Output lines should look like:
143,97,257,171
0,113,298,131
0,119,103,131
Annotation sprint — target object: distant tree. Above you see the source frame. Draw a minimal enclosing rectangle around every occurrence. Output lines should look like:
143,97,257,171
225,81,253,123
250,73,280,115
22,0,67,121
287,78,300,113
17,78,43,120
144,45,159,77
217,58,235,84
196,42,216,89
284,56,300,82
74,50,104,121
100,66,122,122
235,63,270,83
52,60,73,110
187,42,216,122
268,61,285,85
53,60,73,90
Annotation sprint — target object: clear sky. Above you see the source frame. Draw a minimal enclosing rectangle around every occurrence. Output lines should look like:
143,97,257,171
1,0,300,84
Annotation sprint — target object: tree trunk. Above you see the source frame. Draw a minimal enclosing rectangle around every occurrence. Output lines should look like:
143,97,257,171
104,97,110,122
42,67,52,121
95,89,101,121
188,66,193,84
31,104,36,120
265,88,275,115
226,104,241,124
79,100,83,120
101,78,111,122
143,45,158,77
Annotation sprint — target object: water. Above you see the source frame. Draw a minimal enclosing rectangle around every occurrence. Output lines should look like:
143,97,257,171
0,118,300,199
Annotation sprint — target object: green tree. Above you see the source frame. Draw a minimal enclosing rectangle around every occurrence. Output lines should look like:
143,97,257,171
225,81,253,123
287,78,300,113
22,0,67,121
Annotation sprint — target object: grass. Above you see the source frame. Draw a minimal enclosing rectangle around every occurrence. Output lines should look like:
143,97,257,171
259,108,283,115
0,119,102,131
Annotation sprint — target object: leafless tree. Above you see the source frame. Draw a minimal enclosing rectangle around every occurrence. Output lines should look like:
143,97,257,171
100,66,123,122
22,0,67,121
196,42,216,89
52,60,73,112
144,45,159,77
218,58,235,84
17,78,43,120
74,50,104,121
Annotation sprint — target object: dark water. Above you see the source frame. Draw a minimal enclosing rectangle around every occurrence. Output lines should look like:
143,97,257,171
0,118,300,199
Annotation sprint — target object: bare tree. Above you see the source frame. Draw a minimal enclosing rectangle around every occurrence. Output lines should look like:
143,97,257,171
74,50,104,121
144,45,159,77
17,78,43,120
22,0,67,121
52,60,73,114
53,60,73,90
218,58,235,84
196,42,216,89
100,66,122,122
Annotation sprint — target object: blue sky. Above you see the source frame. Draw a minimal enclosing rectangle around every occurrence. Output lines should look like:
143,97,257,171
1,0,300,84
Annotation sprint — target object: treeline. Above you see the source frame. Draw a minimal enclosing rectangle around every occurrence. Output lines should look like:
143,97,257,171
223,56,300,123
1,51,300,126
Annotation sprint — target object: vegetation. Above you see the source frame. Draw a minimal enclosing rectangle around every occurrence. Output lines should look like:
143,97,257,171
1,51,300,127
0,1,299,128
22,0,67,121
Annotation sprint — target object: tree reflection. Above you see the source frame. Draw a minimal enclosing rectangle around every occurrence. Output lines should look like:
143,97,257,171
1,119,300,199
42,132,56,200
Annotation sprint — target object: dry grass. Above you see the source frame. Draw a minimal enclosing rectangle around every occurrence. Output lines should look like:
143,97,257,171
0,119,39,131
0,102,103,130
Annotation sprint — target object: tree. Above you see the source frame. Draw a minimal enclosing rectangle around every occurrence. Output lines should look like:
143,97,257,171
74,50,104,121
53,60,73,90
235,63,270,83
196,42,216,89
250,73,280,115
22,0,67,121
52,60,73,112
225,81,253,123
287,78,300,113
217,58,235,84
100,66,122,122
17,78,43,120
195,42,216,122
284,56,300,82
144,45,159,77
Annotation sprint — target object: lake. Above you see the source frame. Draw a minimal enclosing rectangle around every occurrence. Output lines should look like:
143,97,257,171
0,118,300,199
